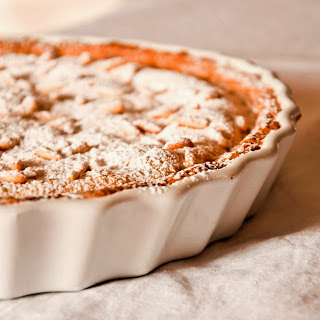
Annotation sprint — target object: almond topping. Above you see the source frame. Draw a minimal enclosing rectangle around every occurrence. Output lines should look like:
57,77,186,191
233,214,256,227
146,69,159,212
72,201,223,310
0,171,26,184
184,153,196,167
23,167,37,179
105,58,127,71
40,50,57,61
149,108,175,119
37,83,64,94
34,147,61,161
8,160,23,171
70,142,90,155
0,136,19,150
177,117,209,129
66,163,89,181
100,101,124,114
19,96,38,116
78,52,93,66
120,122,141,137
164,138,194,150
35,111,58,122
235,115,249,132
135,120,162,134
75,95,87,105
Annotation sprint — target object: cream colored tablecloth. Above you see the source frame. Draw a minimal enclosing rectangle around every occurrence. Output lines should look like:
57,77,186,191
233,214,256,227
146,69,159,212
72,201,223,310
0,1,319,319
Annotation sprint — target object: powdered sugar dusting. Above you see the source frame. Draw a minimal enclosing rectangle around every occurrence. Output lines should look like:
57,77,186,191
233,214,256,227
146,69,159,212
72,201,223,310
0,52,256,200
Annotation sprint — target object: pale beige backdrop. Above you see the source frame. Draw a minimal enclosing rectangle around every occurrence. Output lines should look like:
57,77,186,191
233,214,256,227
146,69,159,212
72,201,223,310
0,0,121,33
0,1,319,319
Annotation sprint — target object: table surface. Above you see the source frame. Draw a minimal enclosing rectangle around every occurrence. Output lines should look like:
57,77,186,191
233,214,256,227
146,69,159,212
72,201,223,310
1,1,319,319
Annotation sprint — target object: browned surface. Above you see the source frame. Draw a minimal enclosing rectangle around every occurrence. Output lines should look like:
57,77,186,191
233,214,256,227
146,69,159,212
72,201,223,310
0,38,293,203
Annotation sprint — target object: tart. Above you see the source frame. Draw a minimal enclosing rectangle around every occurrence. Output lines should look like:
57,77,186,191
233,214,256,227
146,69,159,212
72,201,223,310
0,36,300,299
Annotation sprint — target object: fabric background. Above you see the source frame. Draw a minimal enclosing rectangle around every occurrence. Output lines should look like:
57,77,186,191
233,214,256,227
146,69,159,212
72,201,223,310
0,1,319,319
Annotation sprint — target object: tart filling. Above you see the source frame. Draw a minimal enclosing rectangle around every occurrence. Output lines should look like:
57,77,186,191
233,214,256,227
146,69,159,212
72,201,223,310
0,39,281,202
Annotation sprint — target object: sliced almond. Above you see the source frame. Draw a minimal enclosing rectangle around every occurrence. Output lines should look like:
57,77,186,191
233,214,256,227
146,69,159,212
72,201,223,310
135,120,162,134
37,83,64,94
120,122,140,137
66,163,89,181
19,96,38,116
184,153,196,167
40,50,57,61
35,111,58,122
177,116,209,129
149,108,175,119
105,58,127,71
71,142,90,155
235,115,249,132
78,52,93,66
0,136,19,150
164,138,194,150
34,147,61,161
100,101,124,114
23,167,37,179
75,95,87,105
0,171,26,184
8,160,23,171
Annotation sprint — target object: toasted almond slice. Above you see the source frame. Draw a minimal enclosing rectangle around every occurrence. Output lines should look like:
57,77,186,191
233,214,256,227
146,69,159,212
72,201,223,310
177,117,209,129
101,101,124,114
135,120,162,134
19,96,38,116
71,142,90,155
66,163,89,181
48,117,74,129
8,160,23,171
78,52,93,66
149,108,175,119
120,122,140,137
164,138,194,150
35,147,61,161
184,153,196,167
0,137,19,150
49,118,66,128
235,115,249,132
37,83,64,94
23,167,37,179
35,111,58,122
0,171,26,184
205,94,220,100
105,58,127,71
75,95,87,105
40,50,57,61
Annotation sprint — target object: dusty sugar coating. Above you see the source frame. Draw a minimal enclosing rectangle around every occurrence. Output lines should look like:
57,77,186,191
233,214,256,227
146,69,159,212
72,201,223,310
0,52,256,200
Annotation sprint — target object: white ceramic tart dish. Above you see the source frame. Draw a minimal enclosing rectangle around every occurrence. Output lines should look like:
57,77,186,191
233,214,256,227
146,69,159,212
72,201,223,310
0,36,300,299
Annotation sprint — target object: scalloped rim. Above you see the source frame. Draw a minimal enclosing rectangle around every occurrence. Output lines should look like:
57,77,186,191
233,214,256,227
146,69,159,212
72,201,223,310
0,34,300,206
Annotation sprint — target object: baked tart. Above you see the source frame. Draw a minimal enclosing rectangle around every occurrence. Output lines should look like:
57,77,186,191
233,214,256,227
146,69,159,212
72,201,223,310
0,36,300,298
